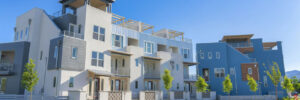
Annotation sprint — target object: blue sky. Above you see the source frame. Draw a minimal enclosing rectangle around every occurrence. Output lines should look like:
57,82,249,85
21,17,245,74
0,0,299,72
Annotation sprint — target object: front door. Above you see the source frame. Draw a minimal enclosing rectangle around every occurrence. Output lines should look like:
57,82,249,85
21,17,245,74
115,80,120,91
203,68,209,81
94,78,100,100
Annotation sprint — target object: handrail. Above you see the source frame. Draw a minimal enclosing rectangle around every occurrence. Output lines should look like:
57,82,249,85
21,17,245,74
60,30,84,39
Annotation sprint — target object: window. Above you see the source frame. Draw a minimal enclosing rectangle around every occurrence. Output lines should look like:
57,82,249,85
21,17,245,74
25,27,29,38
72,47,78,58
78,25,81,33
99,27,105,41
177,83,179,90
214,68,225,77
15,32,19,40
111,80,114,91
248,68,252,75
135,81,138,89
91,51,97,66
53,77,56,87
200,50,204,59
54,46,59,67
98,53,104,67
122,59,125,67
112,34,123,48
101,79,104,91
182,48,190,59
20,30,23,39
93,25,99,40
264,76,268,87
208,52,212,59
89,78,92,96
135,59,139,67
0,78,7,91
230,68,235,75
69,77,74,87
144,41,154,54
176,64,179,71
170,61,175,70
40,51,43,60
216,52,220,59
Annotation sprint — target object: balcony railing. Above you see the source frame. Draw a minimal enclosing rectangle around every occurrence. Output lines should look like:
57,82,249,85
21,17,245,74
227,42,253,48
0,63,14,75
144,73,160,79
184,75,197,81
111,69,130,77
60,31,84,39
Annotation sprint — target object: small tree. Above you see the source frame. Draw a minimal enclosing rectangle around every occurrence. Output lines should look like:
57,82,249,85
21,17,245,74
195,76,209,92
291,76,300,93
162,69,173,91
223,75,233,95
22,59,39,100
281,76,294,97
247,75,258,93
265,62,281,99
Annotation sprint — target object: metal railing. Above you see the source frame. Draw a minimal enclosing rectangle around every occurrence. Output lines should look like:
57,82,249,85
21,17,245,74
111,69,130,76
52,10,75,18
228,42,253,48
144,73,161,79
184,75,197,81
0,63,14,75
60,30,84,39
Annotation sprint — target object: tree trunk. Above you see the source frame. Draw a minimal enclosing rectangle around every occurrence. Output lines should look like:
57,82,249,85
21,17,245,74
275,87,278,100
30,92,32,100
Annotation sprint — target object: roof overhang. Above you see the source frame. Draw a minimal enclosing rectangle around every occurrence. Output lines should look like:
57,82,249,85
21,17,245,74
263,42,277,48
183,61,198,66
222,34,254,42
142,56,161,61
88,69,112,77
109,50,132,56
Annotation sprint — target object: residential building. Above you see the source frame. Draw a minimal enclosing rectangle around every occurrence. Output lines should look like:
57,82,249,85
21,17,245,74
196,34,286,97
0,0,196,99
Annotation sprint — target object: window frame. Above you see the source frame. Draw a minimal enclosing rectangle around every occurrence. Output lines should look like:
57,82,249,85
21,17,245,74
99,27,105,41
182,48,190,59
98,52,104,67
112,34,123,48
69,77,74,88
91,51,98,66
53,77,56,87
216,52,220,59
144,41,154,54
214,68,225,78
208,52,213,59
72,47,78,59
248,68,252,75
199,50,205,59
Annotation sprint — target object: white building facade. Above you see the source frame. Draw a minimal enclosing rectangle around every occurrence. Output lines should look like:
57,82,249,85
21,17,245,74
13,0,197,99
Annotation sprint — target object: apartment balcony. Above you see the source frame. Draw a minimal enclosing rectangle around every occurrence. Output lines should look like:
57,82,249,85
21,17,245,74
144,72,161,79
184,75,197,82
227,42,254,53
0,63,14,75
111,69,130,77
60,30,84,39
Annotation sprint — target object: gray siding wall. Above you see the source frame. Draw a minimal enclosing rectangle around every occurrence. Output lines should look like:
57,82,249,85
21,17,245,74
53,14,77,31
48,36,86,71
0,42,30,94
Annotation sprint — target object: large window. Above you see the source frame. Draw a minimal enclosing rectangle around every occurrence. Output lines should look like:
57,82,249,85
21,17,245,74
72,47,78,59
93,25,105,41
112,34,123,48
214,68,225,78
69,77,74,88
91,51,104,67
182,48,190,59
144,41,154,54
54,46,59,67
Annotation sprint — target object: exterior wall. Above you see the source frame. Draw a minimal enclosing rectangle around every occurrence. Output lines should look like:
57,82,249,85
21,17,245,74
196,38,286,97
0,42,30,94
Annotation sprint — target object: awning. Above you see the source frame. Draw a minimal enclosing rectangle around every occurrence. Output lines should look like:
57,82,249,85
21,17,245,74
142,56,161,61
263,42,277,48
183,61,198,66
222,34,254,41
109,50,132,56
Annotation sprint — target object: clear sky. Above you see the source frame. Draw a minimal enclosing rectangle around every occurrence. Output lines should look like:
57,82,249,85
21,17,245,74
0,0,299,72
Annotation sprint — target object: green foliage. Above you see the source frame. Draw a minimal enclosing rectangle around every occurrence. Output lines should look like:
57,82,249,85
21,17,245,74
265,62,281,88
21,59,39,92
281,76,294,93
195,76,209,92
291,76,300,93
247,75,258,92
223,75,233,95
162,69,173,91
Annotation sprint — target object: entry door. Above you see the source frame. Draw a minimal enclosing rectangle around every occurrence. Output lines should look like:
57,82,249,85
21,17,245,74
115,80,120,91
94,78,100,100
148,81,154,90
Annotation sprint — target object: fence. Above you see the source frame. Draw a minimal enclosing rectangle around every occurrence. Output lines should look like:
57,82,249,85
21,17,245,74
218,95,276,100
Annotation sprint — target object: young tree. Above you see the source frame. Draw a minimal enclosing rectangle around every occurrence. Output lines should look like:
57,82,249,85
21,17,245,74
282,76,295,97
291,76,300,93
265,62,281,99
223,75,233,95
162,69,173,91
247,75,258,93
21,59,39,100
195,76,209,92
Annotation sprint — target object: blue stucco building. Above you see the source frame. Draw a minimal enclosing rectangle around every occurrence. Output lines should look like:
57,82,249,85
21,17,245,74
196,34,286,97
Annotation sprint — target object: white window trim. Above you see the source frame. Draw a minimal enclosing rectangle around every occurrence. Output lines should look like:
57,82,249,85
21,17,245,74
144,41,154,54
112,34,124,48
208,52,213,59
216,52,220,59
200,50,205,59
214,68,225,77
182,48,190,59
248,68,252,75
71,47,78,59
